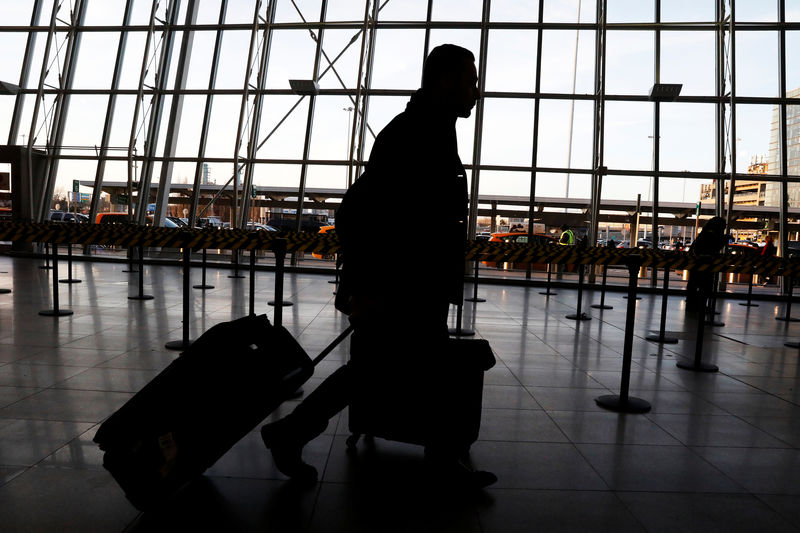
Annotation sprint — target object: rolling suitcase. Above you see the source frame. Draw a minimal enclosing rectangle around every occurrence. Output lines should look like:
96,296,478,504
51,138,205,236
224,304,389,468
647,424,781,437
345,336,495,451
93,314,352,511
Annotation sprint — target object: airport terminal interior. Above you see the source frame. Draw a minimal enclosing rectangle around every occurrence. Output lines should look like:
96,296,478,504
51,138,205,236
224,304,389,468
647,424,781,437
1,0,800,531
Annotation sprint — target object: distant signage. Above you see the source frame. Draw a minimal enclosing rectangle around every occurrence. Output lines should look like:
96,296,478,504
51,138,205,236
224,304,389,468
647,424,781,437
72,179,80,193
0,172,9,193
116,194,129,204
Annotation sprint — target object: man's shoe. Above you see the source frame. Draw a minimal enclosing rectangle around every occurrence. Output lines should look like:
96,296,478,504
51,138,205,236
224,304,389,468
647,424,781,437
260,419,318,484
425,457,497,489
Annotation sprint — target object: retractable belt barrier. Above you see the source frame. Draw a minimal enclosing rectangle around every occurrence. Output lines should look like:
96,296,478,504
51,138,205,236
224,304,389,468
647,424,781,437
0,221,795,276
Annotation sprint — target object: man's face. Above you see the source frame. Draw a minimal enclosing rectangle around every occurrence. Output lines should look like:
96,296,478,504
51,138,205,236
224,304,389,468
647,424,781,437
453,61,480,118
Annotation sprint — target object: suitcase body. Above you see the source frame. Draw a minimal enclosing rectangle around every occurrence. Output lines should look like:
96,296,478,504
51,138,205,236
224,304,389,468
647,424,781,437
346,337,495,451
93,314,314,511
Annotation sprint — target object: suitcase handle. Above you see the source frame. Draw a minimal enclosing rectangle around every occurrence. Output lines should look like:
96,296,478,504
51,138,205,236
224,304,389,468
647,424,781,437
312,324,354,366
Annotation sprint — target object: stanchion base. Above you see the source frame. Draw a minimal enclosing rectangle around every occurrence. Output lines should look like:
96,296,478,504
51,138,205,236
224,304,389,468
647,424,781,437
465,297,486,303
193,284,215,290
539,290,557,296
676,359,719,372
268,301,294,307
165,339,192,351
622,296,642,300
595,395,651,413
645,334,679,344
328,280,337,284
39,309,73,317
590,304,613,310
784,341,800,348
39,265,53,270
705,320,725,327
776,316,800,322
128,294,154,301
59,279,82,284
448,327,475,337
122,269,138,273
566,312,591,321
228,274,246,279
0,288,10,294
739,302,759,307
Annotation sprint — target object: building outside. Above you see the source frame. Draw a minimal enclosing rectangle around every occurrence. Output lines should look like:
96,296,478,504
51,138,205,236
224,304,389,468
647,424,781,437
764,87,800,207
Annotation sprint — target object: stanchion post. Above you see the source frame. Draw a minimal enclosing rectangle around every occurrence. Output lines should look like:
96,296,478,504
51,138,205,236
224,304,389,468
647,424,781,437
448,301,475,337
566,264,590,320
268,238,292,326
129,245,153,301
595,255,651,413
249,248,256,317
39,242,52,269
740,268,759,308
165,245,193,350
677,288,719,372
122,245,137,273
776,277,799,322
228,248,245,279
465,257,486,303
646,267,678,343
59,244,81,284
193,248,214,290
540,262,557,296
39,243,73,317
591,263,613,310
705,272,725,326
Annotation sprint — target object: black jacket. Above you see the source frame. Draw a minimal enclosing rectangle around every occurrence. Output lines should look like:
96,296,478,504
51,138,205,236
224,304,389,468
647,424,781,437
336,90,468,319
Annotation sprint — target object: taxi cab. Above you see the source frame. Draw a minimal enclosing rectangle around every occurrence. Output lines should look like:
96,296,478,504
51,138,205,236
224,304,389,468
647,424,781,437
481,232,557,271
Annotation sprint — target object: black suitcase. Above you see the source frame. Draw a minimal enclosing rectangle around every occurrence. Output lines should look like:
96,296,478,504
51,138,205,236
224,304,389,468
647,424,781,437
93,314,352,511
345,337,495,451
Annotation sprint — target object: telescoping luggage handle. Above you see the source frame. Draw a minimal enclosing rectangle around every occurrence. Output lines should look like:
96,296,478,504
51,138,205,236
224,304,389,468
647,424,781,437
312,325,354,367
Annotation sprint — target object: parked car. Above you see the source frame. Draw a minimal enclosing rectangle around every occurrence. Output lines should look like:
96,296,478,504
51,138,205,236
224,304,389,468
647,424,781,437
246,222,278,232
95,212,179,227
49,210,88,223
166,216,190,228
482,232,557,271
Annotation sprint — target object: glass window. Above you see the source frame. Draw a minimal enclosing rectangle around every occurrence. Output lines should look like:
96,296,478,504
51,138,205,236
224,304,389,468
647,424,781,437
605,31,654,95
428,30,482,69
540,30,595,94
431,0,483,21
607,0,654,23
255,95,310,160
2,0,38,26
370,29,425,90
375,0,428,21
491,0,540,22
544,0,596,23
60,95,109,151
204,95,243,158
788,105,800,179
253,163,301,189
309,95,357,161
735,0,777,22
478,170,531,197
789,0,800,22
172,96,206,158
274,0,322,24
325,1,369,21
660,0,714,22
195,0,224,24
116,31,147,90
305,164,347,190
660,103,716,173
604,101,654,171
660,31,715,96
659,176,703,204
360,96,409,158
264,30,318,90
735,31,779,98
533,171,569,198
184,31,218,90
735,105,776,176
84,1,126,25
536,99,593,170
316,29,363,90
0,33,27,85
787,32,800,94
72,33,120,89
484,30,537,93
480,98,535,167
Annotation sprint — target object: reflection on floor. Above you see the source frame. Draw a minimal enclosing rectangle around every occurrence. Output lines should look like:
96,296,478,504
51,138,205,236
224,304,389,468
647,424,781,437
0,255,799,532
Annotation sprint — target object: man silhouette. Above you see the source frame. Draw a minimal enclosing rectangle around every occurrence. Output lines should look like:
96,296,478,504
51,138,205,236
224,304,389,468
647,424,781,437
261,44,496,488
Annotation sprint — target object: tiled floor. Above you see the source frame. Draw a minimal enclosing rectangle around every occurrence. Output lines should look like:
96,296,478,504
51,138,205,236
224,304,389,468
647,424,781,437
0,254,799,532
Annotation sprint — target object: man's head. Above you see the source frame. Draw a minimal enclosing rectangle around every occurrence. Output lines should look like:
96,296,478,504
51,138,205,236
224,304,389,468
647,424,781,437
422,44,479,118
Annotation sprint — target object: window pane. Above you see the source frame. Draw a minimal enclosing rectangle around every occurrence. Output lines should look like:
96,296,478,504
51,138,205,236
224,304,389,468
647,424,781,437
661,0,714,22
735,31,779,97
196,0,224,24
309,95,356,161
536,99,593,170
205,95,242,158
735,0,777,22
2,0,37,26
736,104,775,176
185,31,218,90
540,30,595,94
659,176,703,204
789,0,800,22
370,29,425,90
788,32,800,94
428,30,481,68
661,31,715,96
255,95,310,160
606,31,654,95
431,0,483,21
84,1,125,25
478,170,530,197
535,171,569,198
491,0,540,22
604,101,654,171
316,29,363,90
274,0,321,23
264,30,317,90
360,96,407,159
72,33,120,89
480,98,534,167
601,175,651,202
485,30,537,93
607,0,654,23
789,104,800,178
376,0,428,21
544,0,597,23
325,0,369,21
306,164,347,190
660,103,715,173
0,33,27,84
